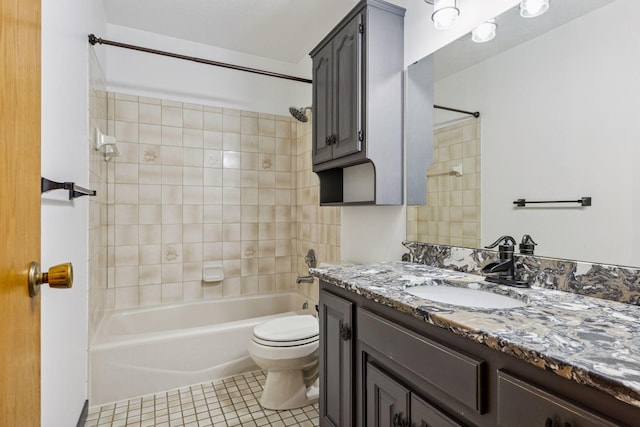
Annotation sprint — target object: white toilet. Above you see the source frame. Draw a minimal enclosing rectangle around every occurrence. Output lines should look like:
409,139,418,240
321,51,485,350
248,314,320,410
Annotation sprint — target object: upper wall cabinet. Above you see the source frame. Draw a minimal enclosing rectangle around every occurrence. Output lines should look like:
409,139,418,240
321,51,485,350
309,0,405,205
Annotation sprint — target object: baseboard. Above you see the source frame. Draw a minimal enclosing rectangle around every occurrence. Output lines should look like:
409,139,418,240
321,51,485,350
76,400,89,427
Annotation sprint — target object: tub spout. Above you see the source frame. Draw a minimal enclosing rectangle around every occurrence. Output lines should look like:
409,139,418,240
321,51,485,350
296,275,314,284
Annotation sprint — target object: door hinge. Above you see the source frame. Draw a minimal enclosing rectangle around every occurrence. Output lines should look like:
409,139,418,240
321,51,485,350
358,130,364,141
359,24,364,34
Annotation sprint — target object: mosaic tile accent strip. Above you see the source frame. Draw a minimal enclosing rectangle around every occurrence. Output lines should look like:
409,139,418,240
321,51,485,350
311,261,640,409
85,370,319,427
402,241,640,305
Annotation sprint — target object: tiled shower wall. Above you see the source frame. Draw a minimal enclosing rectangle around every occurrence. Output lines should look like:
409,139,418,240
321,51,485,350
406,118,481,248
103,93,341,310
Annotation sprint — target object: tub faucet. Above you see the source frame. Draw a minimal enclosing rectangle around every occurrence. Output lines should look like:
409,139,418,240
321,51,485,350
296,249,317,284
481,235,529,288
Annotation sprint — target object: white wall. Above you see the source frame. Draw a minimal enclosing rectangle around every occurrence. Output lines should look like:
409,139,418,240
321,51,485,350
41,0,107,425
435,0,640,266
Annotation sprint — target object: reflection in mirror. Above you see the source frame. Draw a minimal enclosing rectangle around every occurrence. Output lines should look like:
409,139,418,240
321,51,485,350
406,0,640,267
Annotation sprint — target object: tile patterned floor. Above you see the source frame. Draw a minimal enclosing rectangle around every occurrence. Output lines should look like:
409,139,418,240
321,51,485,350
84,371,319,427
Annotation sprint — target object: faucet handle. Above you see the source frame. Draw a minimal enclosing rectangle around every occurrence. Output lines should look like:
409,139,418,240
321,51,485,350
304,249,317,269
519,234,537,255
484,235,516,249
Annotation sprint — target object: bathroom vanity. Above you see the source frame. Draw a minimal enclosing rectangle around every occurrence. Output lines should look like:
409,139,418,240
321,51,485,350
313,262,640,427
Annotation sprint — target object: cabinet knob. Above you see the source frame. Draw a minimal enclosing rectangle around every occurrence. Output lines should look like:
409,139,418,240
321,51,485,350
339,320,351,341
393,413,409,427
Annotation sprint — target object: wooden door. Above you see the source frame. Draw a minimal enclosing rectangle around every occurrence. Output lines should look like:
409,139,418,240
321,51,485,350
0,0,42,425
365,362,409,427
312,42,334,165
319,289,354,427
410,394,464,427
332,12,363,160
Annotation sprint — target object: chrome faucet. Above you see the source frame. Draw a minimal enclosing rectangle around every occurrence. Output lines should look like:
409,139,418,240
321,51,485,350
296,249,317,284
482,236,529,288
296,275,314,284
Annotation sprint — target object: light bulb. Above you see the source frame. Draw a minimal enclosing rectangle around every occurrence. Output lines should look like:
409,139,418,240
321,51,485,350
520,0,550,18
431,0,460,30
472,19,497,43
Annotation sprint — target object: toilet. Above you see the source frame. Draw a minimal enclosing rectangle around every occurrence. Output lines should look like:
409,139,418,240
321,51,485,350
248,314,320,410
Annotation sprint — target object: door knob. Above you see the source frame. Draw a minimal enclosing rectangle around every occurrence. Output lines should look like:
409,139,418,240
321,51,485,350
28,262,73,297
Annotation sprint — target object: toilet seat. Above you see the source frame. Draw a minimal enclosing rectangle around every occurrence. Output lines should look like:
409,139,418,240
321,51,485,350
252,315,318,347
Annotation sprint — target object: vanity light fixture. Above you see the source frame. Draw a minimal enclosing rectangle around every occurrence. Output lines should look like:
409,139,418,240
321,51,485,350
425,0,460,30
472,19,497,43
519,0,550,18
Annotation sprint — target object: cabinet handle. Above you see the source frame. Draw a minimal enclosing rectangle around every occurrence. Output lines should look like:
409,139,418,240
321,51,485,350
545,418,556,427
338,320,351,341
393,413,409,427
330,133,337,145
564,424,572,427
325,135,332,146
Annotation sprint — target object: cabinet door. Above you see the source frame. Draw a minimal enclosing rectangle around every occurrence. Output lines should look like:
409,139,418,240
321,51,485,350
332,12,363,160
366,363,410,427
312,41,333,165
319,290,354,427
410,394,464,427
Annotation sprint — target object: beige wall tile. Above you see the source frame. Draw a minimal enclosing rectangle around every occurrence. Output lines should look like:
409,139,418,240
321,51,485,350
204,112,223,132
183,109,203,129
139,103,161,125
183,129,203,148
103,92,340,312
223,115,241,133
162,106,183,127
115,100,139,122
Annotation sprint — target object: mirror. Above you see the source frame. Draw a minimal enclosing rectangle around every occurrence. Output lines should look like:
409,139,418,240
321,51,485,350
406,0,640,267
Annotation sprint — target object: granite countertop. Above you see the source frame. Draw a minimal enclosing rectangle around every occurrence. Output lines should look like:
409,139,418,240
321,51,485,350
311,261,640,408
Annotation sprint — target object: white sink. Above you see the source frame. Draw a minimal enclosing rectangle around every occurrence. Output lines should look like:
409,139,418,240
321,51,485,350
405,285,527,309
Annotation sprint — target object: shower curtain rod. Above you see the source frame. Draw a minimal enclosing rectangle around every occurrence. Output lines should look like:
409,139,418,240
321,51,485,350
434,104,480,118
88,34,313,84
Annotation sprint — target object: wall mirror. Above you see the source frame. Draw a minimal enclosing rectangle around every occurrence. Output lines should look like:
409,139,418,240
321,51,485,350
406,0,640,268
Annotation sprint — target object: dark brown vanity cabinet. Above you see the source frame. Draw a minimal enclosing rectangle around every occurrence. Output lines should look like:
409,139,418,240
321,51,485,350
310,0,405,205
319,282,640,427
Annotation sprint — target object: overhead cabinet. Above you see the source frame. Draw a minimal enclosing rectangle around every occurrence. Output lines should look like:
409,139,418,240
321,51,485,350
310,0,405,205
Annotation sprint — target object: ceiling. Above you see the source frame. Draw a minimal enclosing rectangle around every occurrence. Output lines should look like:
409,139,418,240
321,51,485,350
102,0,360,63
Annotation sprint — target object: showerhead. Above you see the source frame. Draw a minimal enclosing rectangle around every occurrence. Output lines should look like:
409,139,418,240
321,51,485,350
289,106,311,122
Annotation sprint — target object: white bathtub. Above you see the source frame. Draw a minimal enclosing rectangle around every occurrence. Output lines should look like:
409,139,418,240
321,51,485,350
89,292,313,406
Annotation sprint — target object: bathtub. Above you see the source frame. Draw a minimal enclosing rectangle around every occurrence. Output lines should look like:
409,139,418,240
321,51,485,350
89,292,313,406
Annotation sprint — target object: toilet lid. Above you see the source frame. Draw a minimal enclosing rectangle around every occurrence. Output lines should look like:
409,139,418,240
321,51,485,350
252,315,318,347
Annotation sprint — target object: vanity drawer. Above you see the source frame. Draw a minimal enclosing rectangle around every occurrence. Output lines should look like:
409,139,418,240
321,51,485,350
357,308,486,413
497,371,621,427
